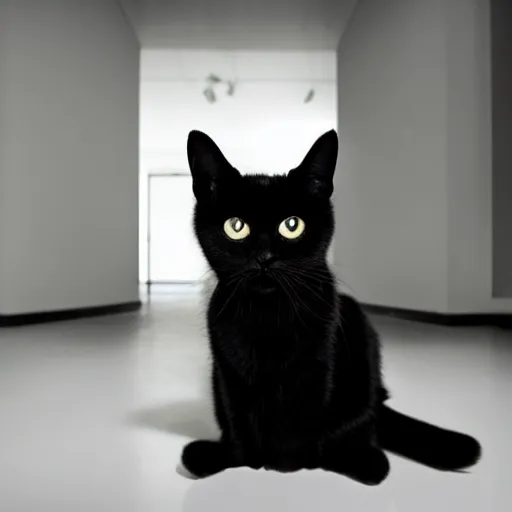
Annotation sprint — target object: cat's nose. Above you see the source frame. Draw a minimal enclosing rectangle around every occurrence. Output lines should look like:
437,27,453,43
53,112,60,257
255,251,276,269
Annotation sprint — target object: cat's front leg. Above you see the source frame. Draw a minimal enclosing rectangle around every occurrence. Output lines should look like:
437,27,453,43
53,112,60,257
228,435,264,470
264,439,321,473
181,368,257,478
212,364,264,470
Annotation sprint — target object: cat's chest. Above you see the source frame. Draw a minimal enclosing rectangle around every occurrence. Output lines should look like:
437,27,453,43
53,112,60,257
212,315,325,371
210,295,326,342
209,292,333,378
245,362,330,443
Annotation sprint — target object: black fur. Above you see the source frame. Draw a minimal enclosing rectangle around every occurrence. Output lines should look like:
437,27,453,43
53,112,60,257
181,130,481,484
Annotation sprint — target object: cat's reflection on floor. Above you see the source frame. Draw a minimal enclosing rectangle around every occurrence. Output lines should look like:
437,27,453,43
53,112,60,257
183,468,397,512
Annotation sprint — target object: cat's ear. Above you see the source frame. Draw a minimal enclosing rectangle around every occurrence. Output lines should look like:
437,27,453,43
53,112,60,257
288,130,338,200
187,130,239,202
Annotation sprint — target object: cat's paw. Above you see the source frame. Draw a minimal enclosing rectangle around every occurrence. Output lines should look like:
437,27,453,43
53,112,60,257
353,447,390,486
181,440,231,478
323,446,390,486
264,457,305,473
264,447,319,473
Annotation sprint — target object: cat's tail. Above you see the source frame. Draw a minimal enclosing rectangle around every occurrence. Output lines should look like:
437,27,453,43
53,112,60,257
377,405,481,471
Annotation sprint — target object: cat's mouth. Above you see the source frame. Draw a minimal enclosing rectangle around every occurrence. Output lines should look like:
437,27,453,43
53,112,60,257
249,273,278,294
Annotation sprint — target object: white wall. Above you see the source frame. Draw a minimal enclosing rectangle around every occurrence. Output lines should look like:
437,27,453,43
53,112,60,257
0,0,140,314
445,0,496,313
140,50,337,282
0,5,8,307
335,0,449,312
491,0,512,298
335,0,512,314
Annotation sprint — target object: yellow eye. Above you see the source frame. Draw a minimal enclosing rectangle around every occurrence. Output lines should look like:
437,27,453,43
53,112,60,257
278,216,305,240
224,217,250,240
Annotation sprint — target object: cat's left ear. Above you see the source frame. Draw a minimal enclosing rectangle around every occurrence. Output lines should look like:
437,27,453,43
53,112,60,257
288,130,338,200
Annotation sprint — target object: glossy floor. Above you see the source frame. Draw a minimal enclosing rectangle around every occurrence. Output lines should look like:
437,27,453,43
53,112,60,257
0,288,510,511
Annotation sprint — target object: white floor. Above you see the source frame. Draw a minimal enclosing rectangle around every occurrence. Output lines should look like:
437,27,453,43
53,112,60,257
0,288,510,512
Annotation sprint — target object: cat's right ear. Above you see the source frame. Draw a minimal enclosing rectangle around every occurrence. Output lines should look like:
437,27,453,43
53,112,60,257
287,130,338,201
187,130,239,203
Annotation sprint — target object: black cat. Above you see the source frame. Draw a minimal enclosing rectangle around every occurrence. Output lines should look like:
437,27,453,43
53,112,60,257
181,130,481,485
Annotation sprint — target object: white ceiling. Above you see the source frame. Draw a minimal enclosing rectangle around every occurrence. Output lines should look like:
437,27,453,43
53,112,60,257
118,0,358,50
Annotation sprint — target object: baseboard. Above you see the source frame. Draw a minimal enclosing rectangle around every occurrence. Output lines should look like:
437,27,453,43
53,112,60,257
145,280,198,285
363,303,512,328
0,301,142,327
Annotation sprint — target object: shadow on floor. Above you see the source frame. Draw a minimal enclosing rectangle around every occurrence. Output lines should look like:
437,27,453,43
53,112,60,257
129,399,220,441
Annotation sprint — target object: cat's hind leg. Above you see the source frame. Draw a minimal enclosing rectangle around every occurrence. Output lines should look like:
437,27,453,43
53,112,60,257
320,433,390,485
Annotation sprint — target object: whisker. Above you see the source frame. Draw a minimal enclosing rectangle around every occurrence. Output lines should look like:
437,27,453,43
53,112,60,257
282,270,334,306
277,272,331,324
284,271,349,353
285,273,331,308
282,265,331,283
212,275,248,323
273,273,310,331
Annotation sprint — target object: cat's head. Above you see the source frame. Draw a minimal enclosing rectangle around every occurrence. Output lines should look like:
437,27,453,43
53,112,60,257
188,130,338,294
